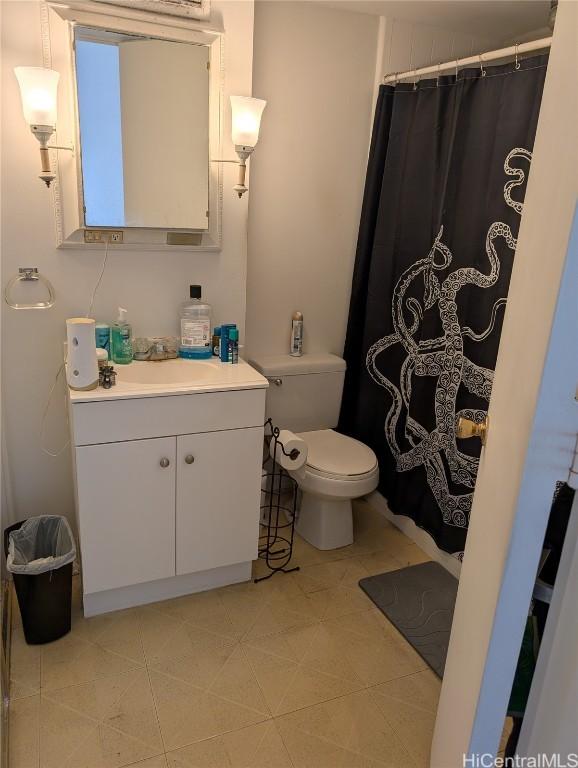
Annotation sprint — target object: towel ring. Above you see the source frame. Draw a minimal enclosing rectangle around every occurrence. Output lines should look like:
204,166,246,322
4,268,55,310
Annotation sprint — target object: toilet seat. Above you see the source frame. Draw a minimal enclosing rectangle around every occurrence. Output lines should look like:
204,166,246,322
297,429,378,480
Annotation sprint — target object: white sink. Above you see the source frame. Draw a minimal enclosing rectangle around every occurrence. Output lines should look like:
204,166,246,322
116,359,217,385
69,357,268,402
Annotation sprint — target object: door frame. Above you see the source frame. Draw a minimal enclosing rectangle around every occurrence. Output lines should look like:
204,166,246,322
431,1,578,763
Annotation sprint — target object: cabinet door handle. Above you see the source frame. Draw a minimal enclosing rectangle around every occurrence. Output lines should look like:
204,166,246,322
159,457,170,468
185,454,195,465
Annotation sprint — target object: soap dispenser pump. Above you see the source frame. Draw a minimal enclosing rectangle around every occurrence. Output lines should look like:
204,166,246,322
111,307,133,364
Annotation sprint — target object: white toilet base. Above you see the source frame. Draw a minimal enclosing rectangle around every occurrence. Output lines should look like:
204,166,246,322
295,492,353,550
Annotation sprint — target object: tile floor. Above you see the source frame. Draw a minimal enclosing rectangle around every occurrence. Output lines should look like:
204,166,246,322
9,500,442,768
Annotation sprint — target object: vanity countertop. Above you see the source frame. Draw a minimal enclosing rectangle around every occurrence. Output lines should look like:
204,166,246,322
68,358,268,403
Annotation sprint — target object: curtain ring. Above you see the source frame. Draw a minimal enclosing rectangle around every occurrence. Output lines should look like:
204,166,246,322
479,54,486,77
436,62,441,88
455,59,459,81
413,68,418,91
515,42,521,71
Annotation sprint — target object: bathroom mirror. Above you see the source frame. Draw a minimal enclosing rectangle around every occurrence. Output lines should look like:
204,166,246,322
45,1,223,250
74,27,209,230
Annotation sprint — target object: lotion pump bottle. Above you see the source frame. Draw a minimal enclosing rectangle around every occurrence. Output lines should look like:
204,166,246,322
111,307,133,364
290,311,303,356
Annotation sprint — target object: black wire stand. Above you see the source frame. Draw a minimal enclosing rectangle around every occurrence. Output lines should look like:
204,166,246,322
255,419,300,582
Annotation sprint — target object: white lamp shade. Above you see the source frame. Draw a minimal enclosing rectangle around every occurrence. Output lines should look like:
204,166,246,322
230,95,266,148
14,66,59,126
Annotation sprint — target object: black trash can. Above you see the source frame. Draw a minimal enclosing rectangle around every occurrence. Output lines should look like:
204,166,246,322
5,516,76,645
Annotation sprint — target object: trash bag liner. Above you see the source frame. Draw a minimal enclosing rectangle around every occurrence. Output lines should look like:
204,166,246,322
7,516,76,575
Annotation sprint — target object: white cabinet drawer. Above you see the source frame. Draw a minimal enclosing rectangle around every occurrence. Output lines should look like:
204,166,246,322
71,388,266,445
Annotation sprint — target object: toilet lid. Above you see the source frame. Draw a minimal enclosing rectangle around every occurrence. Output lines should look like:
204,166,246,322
297,430,377,477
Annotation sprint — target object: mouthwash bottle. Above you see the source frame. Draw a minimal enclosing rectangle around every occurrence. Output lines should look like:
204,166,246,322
179,286,212,359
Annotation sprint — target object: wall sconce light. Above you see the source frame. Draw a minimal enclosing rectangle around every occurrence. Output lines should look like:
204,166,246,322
213,95,266,198
14,66,72,188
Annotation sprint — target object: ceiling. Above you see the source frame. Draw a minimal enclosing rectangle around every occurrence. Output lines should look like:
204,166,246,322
317,1,551,40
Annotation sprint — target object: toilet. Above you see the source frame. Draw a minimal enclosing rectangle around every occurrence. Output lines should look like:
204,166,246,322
250,354,379,550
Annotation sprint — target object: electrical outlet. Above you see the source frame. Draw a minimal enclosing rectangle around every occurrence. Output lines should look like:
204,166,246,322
84,230,123,244
84,229,103,243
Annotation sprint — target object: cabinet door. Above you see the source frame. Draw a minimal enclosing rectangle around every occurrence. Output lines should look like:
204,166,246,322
76,437,176,594
176,427,263,575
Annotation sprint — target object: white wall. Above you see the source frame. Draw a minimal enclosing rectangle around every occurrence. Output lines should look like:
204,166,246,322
378,16,492,79
245,1,378,360
0,0,254,527
245,4,493,362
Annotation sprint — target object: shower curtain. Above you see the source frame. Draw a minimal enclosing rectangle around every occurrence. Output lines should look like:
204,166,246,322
339,55,548,559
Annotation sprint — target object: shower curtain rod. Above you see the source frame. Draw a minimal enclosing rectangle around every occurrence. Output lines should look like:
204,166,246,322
383,36,552,84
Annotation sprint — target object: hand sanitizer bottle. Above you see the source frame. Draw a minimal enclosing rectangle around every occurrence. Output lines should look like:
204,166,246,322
111,307,133,364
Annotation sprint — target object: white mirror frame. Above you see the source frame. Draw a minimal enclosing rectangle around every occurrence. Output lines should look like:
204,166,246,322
44,0,224,251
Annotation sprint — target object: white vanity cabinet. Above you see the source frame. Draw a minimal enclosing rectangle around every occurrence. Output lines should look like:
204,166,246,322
69,365,267,617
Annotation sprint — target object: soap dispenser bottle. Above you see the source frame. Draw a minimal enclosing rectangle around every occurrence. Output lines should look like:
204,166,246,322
111,307,133,364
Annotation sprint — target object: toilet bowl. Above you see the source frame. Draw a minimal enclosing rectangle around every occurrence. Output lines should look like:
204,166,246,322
249,353,379,551
290,429,378,550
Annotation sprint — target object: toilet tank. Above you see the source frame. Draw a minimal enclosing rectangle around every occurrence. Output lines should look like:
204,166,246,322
249,354,346,433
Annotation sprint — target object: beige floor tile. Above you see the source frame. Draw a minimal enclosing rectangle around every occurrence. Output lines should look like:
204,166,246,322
137,606,236,665
126,757,168,768
39,669,163,768
70,607,145,662
40,632,145,692
166,720,292,768
499,717,514,753
243,645,300,714
149,591,245,641
243,623,320,665
243,626,363,715
355,550,405,578
352,500,394,533
149,640,237,693
14,499,438,768
275,663,362,716
10,629,41,700
9,694,40,768
393,544,431,568
276,689,415,768
243,602,317,642
320,612,428,686
299,623,366,685
293,558,369,594
349,524,413,558
370,671,440,767
291,534,347,567
306,584,373,621
209,645,270,714
150,642,271,722
149,669,269,752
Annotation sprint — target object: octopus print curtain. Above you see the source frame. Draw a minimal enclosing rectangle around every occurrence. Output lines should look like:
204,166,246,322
339,55,548,559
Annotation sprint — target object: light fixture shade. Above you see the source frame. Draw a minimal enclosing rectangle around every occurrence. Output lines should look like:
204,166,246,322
230,95,266,148
14,66,59,126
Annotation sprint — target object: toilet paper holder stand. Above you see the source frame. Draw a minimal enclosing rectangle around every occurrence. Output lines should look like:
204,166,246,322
255,419,301,583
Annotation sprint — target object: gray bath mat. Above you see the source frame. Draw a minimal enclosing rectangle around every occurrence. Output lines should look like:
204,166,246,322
359,561,458,678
